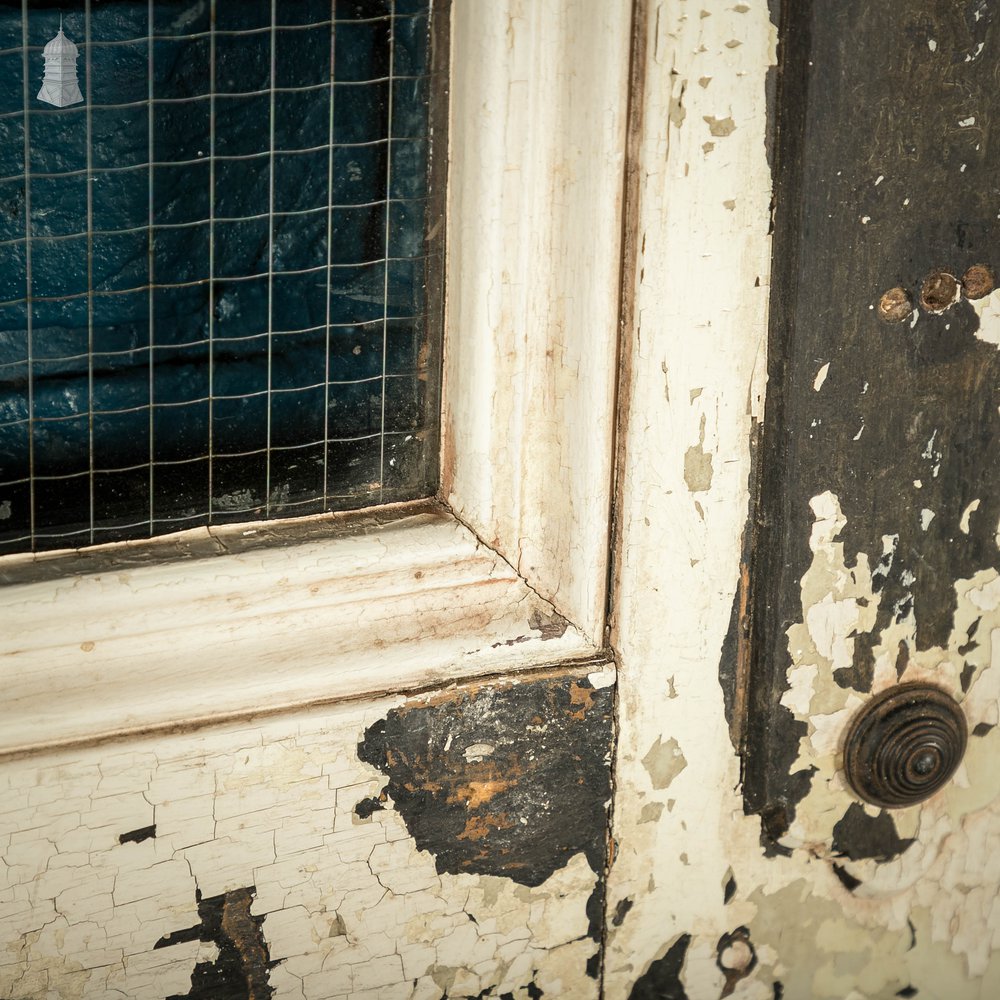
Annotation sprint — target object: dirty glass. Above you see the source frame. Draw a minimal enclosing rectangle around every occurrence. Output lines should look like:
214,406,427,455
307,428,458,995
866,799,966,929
0,0,440,554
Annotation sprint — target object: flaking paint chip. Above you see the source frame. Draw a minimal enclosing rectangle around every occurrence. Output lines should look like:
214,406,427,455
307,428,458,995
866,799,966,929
463,743,495,763
703,115,736,137
960,499,981,534
641,736,687,790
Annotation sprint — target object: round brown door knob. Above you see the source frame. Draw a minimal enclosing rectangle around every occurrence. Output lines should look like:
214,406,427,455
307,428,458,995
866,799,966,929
843,683,967,808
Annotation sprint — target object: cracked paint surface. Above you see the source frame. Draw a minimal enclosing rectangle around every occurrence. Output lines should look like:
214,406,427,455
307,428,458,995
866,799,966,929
743,492,1000,993
737,0,1000,992
0,666,612,998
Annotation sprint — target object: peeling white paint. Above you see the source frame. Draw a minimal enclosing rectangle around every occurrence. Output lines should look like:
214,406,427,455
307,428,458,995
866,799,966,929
773,493,1000,984
0,699,600,999
6,2,1000,997
605,2,1000,994
961,499,982,535
971,289,1000,347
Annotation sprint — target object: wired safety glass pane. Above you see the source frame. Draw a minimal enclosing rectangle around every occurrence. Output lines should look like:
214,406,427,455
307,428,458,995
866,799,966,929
0,0,440,554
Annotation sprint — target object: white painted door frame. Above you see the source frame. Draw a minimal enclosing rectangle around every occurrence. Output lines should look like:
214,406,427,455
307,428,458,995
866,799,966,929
0,1,634,758
604,1,777,995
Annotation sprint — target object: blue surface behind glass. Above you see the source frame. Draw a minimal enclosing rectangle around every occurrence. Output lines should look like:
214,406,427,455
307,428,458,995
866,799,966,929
0,0,436,552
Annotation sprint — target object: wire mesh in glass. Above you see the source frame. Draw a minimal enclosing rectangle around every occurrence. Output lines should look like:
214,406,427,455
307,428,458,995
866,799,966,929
0,0,441,555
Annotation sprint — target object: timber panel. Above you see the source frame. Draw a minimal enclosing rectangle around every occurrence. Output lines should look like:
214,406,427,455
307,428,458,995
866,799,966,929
0,666,613,999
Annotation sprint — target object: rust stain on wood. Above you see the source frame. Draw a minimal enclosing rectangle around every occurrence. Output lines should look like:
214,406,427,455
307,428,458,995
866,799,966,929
357,671,614,888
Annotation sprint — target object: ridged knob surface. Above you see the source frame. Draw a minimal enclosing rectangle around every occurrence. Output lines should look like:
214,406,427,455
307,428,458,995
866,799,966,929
843,683,967,809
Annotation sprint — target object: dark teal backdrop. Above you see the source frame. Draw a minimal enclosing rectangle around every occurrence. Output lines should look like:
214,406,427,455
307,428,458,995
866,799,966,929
0,0,436,553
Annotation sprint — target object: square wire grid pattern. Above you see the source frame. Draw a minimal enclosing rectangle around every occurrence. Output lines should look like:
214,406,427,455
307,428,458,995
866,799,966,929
0,0,440,554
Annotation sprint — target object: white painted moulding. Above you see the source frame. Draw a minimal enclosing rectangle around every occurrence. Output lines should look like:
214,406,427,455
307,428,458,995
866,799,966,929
0,502,596,757
442,0,632,643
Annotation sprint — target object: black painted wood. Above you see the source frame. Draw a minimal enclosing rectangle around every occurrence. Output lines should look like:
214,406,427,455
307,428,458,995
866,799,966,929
743,0,1000,839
